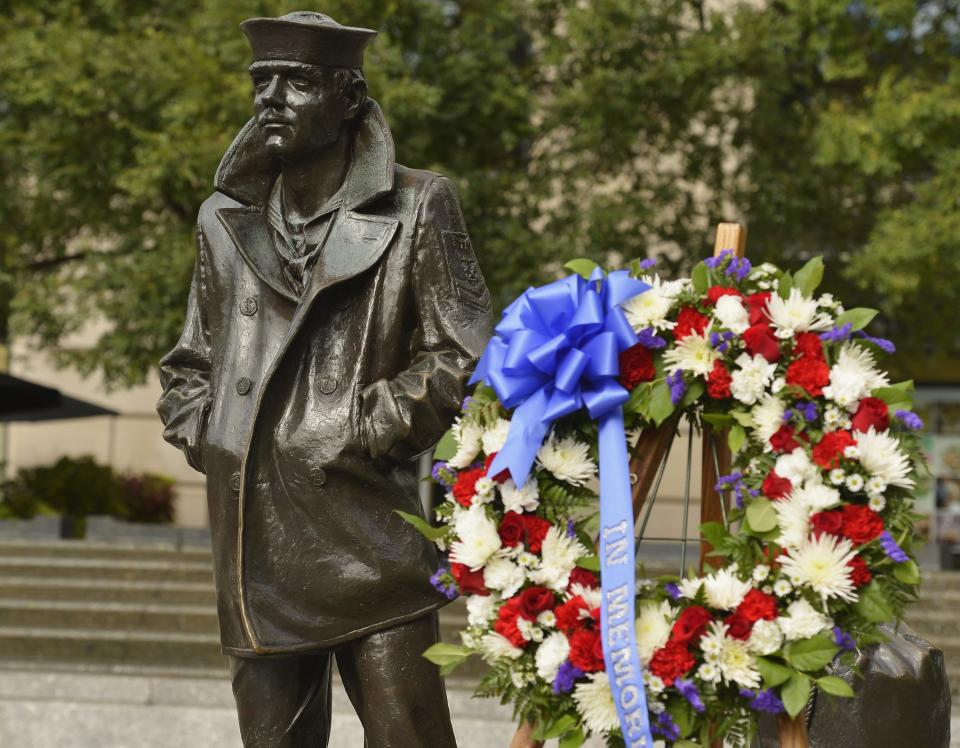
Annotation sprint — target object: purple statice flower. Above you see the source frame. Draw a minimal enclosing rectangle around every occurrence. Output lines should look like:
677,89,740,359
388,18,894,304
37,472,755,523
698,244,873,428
639,258,657,270
566,519,577,539
664,582,681,601
652,711,681,741
855,330,896,353
429,567,459,600
667,370,687,406
820,323,853,343
710,330,735,353
879,531,909,563
740,688,785,714
833,626,856,653
552,662,584,694
783,408,795,422
716,472,747,509
748,488,760,497
637,327,667,350
895,410,924,430
705,250,733,269
726,256,752,281
800,401,818,421
675,678,705,713
432,461,457,488
460,395,473,412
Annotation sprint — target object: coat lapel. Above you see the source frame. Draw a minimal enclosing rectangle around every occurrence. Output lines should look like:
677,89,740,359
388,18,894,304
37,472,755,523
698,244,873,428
216,207,299,303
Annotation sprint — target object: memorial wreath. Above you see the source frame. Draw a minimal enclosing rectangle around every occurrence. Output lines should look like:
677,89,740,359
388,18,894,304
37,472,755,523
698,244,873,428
401,252,924,747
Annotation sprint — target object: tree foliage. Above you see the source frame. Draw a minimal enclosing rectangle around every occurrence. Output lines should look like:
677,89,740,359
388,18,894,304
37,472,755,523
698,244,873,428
1,0,958,387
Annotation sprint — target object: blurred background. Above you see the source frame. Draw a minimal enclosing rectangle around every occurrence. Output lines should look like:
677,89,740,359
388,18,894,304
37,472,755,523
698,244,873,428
0,0,958,745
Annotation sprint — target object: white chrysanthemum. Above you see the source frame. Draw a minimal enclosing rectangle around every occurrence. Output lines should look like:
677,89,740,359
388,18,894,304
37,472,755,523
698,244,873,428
450,506,501,570
753,564,771,583
699,621,762,688
481,418,512,455
824,405,845,428
517,617,543,643
466,594,499,627
635,600,675,663
731,352,778,405
482,555,526,598
773,579,793,597
703,567,751,611
714,294,750,333
751,394,787,451
843,445,860,459
773,494,813,551
822,344,890,410
663,331,719,376
855,426,915,488
499,478,540,513
868,494,886,512
529,527,589,591
698,662,721,683
623,274,684,332
538,610,556,628
792,482,842,512
777,598,834,641
766,288,833,338
535,631,570,683
829,468,846,486
845,474,864,492
570,582,603,610
677,577,704,599
747,619,784,656
573,672,620,735
775,448,820,487
447,418,484,469
865,475,887,496
473,476,496,504
536,433,597,487
477,632,523,663
780,533,858,603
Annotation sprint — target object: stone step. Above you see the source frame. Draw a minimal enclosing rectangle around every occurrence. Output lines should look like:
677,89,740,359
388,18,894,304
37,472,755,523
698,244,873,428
0,576,215,606
0,539,212,564
0,600,219,635
0,556,213,584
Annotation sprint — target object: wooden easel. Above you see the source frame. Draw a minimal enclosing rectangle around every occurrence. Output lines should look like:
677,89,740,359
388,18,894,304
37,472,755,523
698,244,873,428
508,225,809,748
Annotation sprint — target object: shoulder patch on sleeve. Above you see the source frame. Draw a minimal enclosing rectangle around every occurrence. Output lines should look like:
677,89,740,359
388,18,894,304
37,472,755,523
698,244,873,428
441,230,490,311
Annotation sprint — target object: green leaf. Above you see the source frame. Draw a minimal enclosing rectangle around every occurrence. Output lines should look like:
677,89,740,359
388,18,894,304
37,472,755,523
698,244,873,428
667,698,696,738
701,412,735,427
785,634,839,672
422,643,473,670
394,510,447,542
535,714,577,740
834,307,878,332
782,672,813,718
727,424,746,453
649,380,675,425
699,521,728,551
692,261,709,293
731,409,755,428
433,428,458,461
680,379,705,408
893,559,920,584
558,726,586,748
564,258,600,279
871,386,912,407
576,555,600,571
857,581,895,623
746,498,778,533
625,381,653,417
755,657,794,687
778,271,794,299
817,675,855,698
793,256,825,296
674,742,700,748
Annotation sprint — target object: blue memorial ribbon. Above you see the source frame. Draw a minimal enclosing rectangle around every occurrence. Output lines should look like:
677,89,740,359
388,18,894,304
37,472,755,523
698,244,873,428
470,269,655,746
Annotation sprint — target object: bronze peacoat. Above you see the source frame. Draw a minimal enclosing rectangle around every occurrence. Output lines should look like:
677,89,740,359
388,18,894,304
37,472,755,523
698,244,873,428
157,99,493,656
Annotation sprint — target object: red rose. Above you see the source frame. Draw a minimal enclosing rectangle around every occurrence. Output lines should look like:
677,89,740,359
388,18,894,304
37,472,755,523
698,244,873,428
568,567,599,590
810,510,843,539
736,589,778,623
770,424,801,454
450,563,489,595
725,612,753,641
848,555,873,587
743,322,781,363
762,470,793,500
484,452,510,483
648,640,695,686
707,360,732,399
452,467,484,507
671,605,713,646
793,332,825,360
840,504,885,545
706,285,743,305
674,306,710,340
852,397,890,434
786,356,830,397
498,512,525,547
555,595,590,633
518,586,556,621
521,515,552,553
619,344,657,390
494,597,526,647
569,629,605,673
812,430,856,469
746,292,772,326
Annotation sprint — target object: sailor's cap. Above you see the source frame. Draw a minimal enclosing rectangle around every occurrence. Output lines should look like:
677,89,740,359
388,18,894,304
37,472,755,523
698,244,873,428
240,11,376,69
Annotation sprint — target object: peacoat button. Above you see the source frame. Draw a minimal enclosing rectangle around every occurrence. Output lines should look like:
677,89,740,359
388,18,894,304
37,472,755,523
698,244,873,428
319,376,338,394
236,377,253,395
230,472,241,493
309,467,326,487
335,295,350,311
239,296,258,316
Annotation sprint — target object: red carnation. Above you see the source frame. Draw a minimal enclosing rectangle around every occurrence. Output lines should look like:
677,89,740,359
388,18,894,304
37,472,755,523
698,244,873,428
674,306,710,340
840,504,885,545
762,470,793,500
848,555,872,587
786,356,830,397
671,605,713,646
619,344,657,390
707,360,732,399
794,332,825,360
569,628,605,673
521,515,552,553
746,292,772,326
452,467,484,507
810,510,843,539
568,567,599,590
725,612,753,641
555,595,591,633
736,589,778,624
498,512,525,547
494,597,526,648
450,563,489,595
518,586,556,621
483,453,510,483
852,397,890,434
743,322,781,363
770,424,801,454
706,285,743,305
812,430,856,469
648,640,695,686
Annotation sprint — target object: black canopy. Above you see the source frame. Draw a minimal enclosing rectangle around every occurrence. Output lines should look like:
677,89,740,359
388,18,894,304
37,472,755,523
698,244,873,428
0,373,117,422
